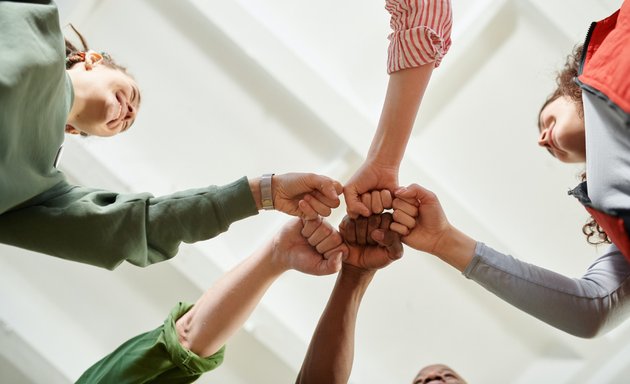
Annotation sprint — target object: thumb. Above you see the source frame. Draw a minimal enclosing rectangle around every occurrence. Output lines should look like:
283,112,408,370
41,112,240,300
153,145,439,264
372,230,403,260
312,176,340,201
371,229,386,243
319,252,343,275
394,186,417,199
344,187,370,218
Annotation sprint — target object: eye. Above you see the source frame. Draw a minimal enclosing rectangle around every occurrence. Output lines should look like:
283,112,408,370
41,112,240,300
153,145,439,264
546,116,555,130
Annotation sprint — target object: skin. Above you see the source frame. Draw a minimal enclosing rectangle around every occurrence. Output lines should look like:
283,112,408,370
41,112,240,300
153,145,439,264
412,364,467,384
65,57,140,137
177,216,346,357
344,64,434,218
296,213,402,384
248,173,343,220
538,96,586,163
386,184,476,272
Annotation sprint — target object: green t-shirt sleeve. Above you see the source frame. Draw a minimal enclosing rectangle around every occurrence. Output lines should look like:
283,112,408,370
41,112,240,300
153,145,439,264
0,177,258,269
76,302,225,384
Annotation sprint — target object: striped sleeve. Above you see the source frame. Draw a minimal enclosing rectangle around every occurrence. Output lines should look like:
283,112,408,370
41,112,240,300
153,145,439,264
385,0,453,73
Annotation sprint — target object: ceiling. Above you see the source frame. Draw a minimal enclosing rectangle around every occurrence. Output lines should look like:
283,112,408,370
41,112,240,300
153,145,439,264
1,0,626,383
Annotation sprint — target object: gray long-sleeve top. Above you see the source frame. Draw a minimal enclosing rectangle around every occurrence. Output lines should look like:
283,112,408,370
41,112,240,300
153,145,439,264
464,242,630,338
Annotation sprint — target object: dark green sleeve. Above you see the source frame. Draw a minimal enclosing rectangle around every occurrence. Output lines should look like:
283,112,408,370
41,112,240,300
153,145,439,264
76,303,225,384
0,177,258,269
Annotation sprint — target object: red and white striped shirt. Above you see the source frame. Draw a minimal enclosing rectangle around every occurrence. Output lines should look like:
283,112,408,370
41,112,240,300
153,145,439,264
385,0,452,73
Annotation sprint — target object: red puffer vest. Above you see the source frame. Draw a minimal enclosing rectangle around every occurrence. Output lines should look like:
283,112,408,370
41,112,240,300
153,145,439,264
571,1,630,261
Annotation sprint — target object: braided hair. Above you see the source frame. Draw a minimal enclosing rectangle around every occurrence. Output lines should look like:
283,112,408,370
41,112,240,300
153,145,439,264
64,24,128,74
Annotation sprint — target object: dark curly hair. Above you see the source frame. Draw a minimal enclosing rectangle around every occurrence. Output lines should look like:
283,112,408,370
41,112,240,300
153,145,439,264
579,172,611,245
539,45,610,246
538,44,584,126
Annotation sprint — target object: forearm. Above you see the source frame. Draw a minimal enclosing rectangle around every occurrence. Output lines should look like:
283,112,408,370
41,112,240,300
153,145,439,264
465,243,630,338
0,177,257,269
369,0,452,167
176,241,285,357
296,266,374,384
430,225,477,272
367,65,434,168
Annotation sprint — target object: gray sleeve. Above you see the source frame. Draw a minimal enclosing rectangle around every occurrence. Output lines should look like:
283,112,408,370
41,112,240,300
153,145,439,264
463,242,630,338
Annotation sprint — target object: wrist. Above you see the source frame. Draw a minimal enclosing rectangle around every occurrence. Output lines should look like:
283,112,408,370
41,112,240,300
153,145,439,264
249,175,275,211
363,152,401,171
248,177,263,210
431,225,476,272
340,263,376,282
260,173,275,210
337,265,374,298
266,237,291,275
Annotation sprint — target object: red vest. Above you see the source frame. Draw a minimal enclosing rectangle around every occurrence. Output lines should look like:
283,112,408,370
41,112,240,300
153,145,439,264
574,1,630,261
578,3,630,115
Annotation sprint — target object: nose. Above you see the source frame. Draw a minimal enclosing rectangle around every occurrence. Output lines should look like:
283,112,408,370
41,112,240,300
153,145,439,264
419,373,444,384
125,102,136,120
538,128,551,148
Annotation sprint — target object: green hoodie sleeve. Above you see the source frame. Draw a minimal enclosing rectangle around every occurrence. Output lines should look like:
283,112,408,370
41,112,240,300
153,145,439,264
0,177,258,270
76,302,224,384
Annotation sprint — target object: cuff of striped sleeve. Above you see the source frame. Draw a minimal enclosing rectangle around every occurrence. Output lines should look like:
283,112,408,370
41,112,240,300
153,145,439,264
385,0,452,73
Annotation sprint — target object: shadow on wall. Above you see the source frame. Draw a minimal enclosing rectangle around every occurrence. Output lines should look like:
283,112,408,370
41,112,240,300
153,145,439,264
148,0,346,160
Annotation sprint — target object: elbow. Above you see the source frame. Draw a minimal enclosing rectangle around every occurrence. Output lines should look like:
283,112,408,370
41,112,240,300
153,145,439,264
175,311,194,351
566,318,611,339
559,304,618,339
567,326,603,339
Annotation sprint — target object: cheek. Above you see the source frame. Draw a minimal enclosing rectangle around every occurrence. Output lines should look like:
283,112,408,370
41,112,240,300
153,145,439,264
566,116,585,145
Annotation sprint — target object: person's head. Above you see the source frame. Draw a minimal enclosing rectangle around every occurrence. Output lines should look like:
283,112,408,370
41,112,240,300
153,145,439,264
412,364,467,384
64,25,140,137
537,45,585,163
538,46,611,245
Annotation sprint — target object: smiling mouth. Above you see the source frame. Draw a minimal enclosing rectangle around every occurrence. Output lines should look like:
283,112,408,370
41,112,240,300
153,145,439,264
107,93,125,128
547,126,564,156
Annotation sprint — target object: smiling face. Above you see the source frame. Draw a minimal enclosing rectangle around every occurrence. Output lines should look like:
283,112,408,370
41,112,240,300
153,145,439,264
66,62,141,137
537,95,586,163
412,364,467,384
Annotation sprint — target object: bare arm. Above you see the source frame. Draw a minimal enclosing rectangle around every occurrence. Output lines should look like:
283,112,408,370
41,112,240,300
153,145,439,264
296,214,402,384
344,0,452,218
367,65,434,169
176,217,344,357
295,266,374,384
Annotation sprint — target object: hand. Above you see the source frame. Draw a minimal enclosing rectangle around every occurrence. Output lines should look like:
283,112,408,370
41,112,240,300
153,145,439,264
273,173,343,219
357,189,393,215
271,218,343,276
339,213,403,271
391,183,450,254
301,216,349,260
343,161,398,218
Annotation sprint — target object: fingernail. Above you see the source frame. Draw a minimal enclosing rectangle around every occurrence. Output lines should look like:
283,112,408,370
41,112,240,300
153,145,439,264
372,230,385,241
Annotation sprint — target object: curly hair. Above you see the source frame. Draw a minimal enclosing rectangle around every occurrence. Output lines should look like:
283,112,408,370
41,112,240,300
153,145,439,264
579,172,612,245
539,45,610,246
538,44,584,126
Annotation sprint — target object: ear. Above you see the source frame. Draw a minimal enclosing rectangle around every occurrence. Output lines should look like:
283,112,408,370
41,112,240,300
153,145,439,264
65,124,80,135
84,50,104,70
